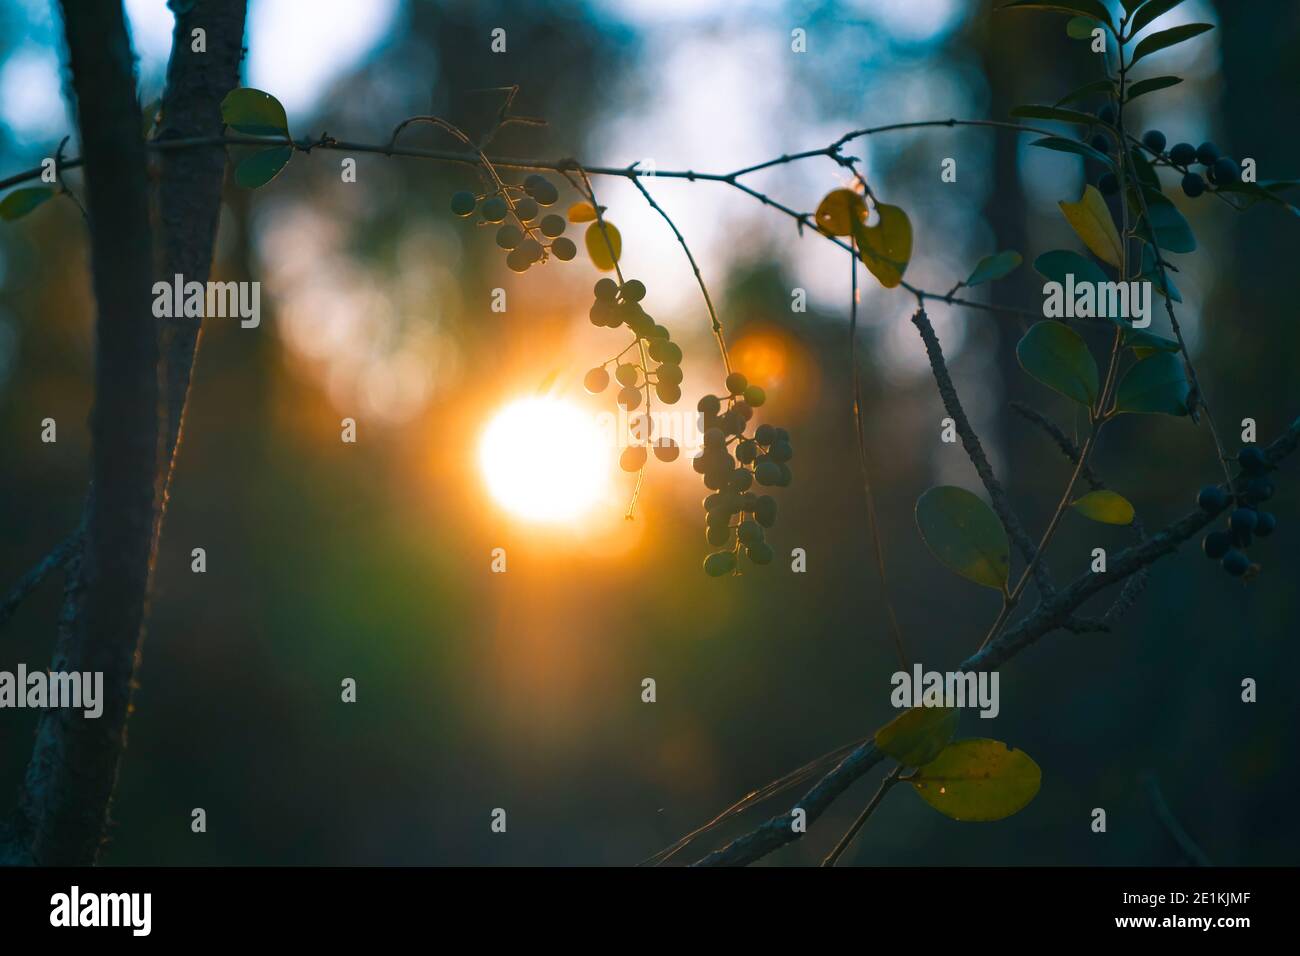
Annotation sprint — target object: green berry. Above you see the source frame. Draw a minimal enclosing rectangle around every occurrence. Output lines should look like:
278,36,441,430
698,395,721,416
505,248,530,272
729,469,753,492
656,363,683,386
450,191,477,217
746,542,774,565
768,440,793,463
523,175,559,206
583,367,609,393
620,445,647,472
725,372,748,395
755,495,777,528
707,525,731,547
754,424,775,447
513,198,539,223
737,520,764,548
653,438,680,462
594,278,619,301
540,214,566,238
704,550,736,577
616,363,640,387
755,461,781,486
517,238,542,263
481,196,508,223
550,237,577,261
617,385,642,411
620,279,647,302
496,225,522,249
655,382,681,405
743,385,766,408
736,440,758,464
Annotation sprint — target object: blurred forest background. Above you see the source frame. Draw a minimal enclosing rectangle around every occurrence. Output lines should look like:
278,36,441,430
0,0,1297,865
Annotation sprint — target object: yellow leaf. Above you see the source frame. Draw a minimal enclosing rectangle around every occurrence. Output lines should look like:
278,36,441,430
911,739,1042,822
1059,185,1122,268
568,201,597,223
1070,489,1135,525
815,188,866,237
585,221,622,271
851,203,913,289
875,707,959,767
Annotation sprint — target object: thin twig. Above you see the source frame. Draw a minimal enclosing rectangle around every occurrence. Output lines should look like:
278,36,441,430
821,766,902,867
911,308,1054,598
0,531,81,632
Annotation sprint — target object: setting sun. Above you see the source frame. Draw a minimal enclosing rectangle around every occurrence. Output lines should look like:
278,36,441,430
479,397,612,523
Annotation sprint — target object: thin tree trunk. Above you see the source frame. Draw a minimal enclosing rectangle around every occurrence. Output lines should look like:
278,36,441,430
4,0,246,866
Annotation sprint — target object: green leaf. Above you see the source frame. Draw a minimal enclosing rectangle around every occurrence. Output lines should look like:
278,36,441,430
1128,0,1187,39
585,220,623,271
1029,136,1116,170
221,87,289,137
965,250,1022,287
1017,320,1099,406
1131,23,1214,66
1000,0,1115,31
1135,188,1196,253
1066,15,1098,39
234,146,292,189
1070,490,1135,525
1114,351,1190,416
911,739,1043,822
0,187,55,221
1125,75,1183,102
1059,185,1123,267
1033,249,1109,287
1129,147,1161,190
1054,78,1117,107
1010,105,1099,126
915,486,1010,592
851,202,912,289
875,707,959,768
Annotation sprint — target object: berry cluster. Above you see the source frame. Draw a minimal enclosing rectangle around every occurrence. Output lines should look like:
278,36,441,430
582,277,684,470
450,174,576,271
1086,108,1241,201
1198,447,1278,578
693,374,793,576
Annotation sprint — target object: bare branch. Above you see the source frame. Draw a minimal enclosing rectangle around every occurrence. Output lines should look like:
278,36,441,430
0,530,81,632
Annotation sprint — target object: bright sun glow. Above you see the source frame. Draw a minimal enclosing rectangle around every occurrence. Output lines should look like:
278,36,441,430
479,397,612,523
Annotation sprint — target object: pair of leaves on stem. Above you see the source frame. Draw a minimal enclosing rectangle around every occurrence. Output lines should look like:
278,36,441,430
1017,320,1189,417
916,482,1132,595
221,88,293,189
814,189,912,288
874,707,1042,822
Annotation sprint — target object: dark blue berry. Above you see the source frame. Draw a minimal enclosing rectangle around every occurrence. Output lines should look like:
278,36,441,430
1254,512,1276,538
1244,477,1274,503
1198,485,1230,514
1196,141,1220,165
1182,172,1205,197
1169,142,1197,166
1212,157,1239,184
1098,172,1118,195
1202,531,1231,559
1222,550,1250,577
1238,447,1268,473
1142,130,1166,153
1229,508,1258,546
1090,134,1110,154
